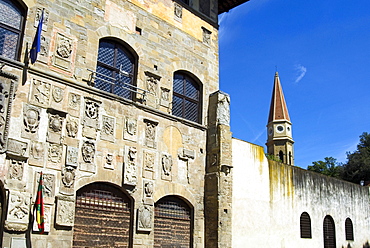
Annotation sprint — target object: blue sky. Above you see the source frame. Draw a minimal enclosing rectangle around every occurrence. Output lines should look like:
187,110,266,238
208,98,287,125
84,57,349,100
218,0,370,168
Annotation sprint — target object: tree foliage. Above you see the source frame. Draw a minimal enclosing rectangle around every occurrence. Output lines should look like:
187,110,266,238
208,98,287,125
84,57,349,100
307,157,343,178
341,132,370,184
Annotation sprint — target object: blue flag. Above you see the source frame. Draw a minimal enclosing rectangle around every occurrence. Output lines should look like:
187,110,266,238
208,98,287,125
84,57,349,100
30,10,44,64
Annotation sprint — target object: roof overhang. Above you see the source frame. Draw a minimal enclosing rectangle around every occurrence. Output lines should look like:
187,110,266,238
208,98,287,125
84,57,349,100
218,0,251,14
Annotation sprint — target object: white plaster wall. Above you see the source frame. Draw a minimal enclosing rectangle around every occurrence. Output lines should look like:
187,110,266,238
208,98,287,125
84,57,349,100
232,138,370,248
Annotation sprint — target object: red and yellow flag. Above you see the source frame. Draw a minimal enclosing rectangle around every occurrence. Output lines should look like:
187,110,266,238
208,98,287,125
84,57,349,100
35,171,44,233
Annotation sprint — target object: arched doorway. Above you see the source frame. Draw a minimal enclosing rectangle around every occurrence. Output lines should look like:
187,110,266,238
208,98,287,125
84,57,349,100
154,196,192,247
72,183,132,248
323,215,336,248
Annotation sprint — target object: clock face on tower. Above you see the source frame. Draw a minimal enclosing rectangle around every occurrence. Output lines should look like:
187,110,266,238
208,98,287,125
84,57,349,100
276,125,284,133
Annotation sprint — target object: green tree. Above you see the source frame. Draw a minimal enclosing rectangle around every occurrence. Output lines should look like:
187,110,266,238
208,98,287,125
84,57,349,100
342,132,370,184
307,157,343,178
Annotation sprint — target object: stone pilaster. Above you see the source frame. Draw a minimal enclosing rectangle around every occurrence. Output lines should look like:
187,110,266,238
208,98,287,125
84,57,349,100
205,91,233,248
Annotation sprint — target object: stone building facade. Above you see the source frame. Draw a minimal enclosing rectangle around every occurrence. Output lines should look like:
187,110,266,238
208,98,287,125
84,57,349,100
0,0,235,247
1,0,369,248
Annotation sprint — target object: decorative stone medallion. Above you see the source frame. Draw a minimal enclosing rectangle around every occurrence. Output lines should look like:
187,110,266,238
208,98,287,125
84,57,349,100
7,159,24,180
101,115,115,142
81,140,95,164
123,146,137,186
56,196,75,227
137,204,153,232
161,153,172,180
6,138,28,158
29,78,51,107
144,119,158,148
22,104,40,138
4,191,31,232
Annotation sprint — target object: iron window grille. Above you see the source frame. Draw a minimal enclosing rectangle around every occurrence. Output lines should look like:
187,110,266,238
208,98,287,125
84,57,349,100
172,72,201,123
323,215,336,248
345,218,354,241
90,39,147,100
0,0,25,60
300,212,312,238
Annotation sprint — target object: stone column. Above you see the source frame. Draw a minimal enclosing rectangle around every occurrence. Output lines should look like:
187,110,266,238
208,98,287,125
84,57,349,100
205,91,233,248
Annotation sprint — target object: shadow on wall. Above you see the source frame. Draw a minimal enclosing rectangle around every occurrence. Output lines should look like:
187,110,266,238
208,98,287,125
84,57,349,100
342,241,370,248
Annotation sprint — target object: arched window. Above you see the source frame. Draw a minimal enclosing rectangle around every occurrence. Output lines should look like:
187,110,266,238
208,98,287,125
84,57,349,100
289,151,292,165
95,38,136,99
72,183,132,248
279,150,284,163
345,218,354,241
300,212,312,238
154,196,193,247
172,71,201,123
0,0,25,60
323,215,336,248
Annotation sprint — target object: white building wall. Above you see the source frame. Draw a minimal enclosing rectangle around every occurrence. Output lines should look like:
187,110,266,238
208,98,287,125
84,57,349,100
232,138,370,248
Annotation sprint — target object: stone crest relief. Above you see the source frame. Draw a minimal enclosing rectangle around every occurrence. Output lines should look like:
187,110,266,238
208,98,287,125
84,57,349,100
29,78,51,107
61,166,75,188
174,2,183,21
52,85,64,104
66,146,78,167
4,191,31,232
123,146,137,186
137,204,153,232
104,153,114,170
29,141,45,166
161,153,173,181
80,140,96,173
35,172,55,204
56,196,75,226
66,116,79,138
68,93,80,109
160,87,170,108
123,117,137,141
7,159,24,181
101,115,115,142
6,138,28,159
202,27,212,46
143,179,154,204
142,151,155,179
144,71,160,108
82,98,100,139
0,73,17,153
53,32,73,71
47,143,63,170
47,110,65,144
22,104,41,139
144,119,158,148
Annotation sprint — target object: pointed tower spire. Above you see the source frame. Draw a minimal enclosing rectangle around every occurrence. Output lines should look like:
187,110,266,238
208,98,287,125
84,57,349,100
266,72,294,165
268,72,291,123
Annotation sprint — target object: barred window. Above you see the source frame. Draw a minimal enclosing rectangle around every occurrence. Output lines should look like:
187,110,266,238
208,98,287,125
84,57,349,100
300,212,312,238
172,71,201,123
345,218,354,241
323,215,336,248
154,196,192,248
0,0,25,60
95,39,136,100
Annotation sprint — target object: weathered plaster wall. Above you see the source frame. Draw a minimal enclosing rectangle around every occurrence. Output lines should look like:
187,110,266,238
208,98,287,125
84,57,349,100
232,138,370,248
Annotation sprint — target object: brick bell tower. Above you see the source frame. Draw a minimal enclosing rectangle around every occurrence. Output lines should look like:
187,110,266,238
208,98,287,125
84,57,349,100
266,72,294,165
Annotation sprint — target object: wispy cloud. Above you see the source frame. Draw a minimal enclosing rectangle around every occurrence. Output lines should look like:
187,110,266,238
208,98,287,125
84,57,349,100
294,64,307,83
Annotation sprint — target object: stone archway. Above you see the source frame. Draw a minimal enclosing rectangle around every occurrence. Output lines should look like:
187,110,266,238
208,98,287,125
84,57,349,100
154,196,192,248
72,183,132,248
